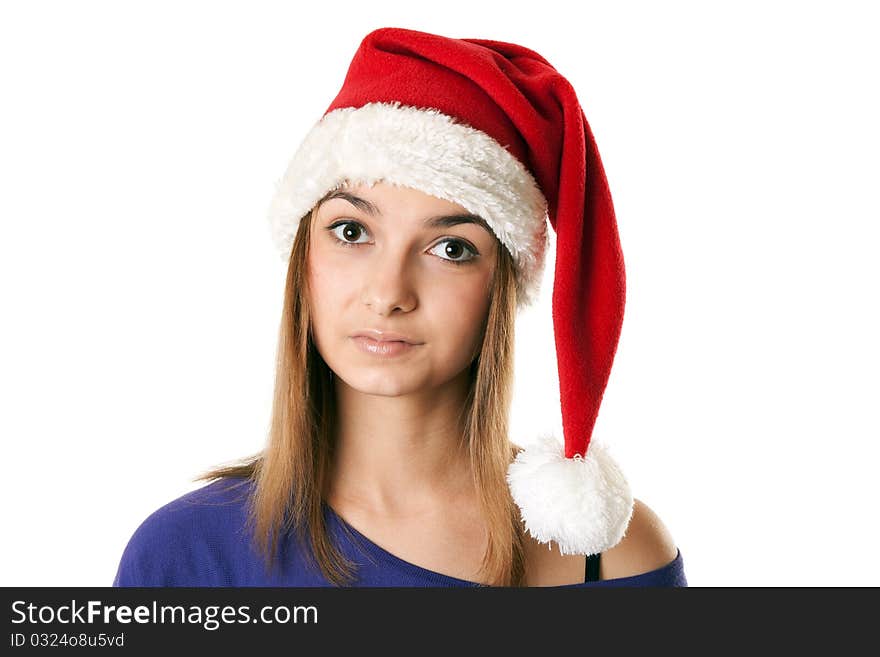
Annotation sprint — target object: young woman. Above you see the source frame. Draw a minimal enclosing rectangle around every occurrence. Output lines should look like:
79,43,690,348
113,28,687,588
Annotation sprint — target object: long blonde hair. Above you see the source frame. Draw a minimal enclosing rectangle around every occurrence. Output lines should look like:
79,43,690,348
195,200,526,586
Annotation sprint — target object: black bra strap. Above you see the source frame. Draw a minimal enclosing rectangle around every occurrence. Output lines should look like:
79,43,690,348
585,553,601,582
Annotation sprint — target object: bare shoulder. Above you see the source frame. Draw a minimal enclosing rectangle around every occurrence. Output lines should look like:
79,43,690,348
599,498,678,580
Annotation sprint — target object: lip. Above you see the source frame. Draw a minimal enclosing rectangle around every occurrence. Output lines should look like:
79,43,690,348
351,336,419,358
350,329,422,358
350,329,422,345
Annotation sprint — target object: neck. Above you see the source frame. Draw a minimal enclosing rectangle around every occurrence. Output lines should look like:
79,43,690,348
325,369,475,517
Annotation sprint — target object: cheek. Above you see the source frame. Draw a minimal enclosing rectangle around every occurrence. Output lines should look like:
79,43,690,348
307,246,354,306
425,274,492,347
305,250,347,340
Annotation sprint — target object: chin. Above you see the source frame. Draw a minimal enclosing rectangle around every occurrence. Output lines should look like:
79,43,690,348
335,367,427,397
350,378,422,398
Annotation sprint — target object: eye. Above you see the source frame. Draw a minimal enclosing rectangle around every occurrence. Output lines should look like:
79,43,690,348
428,239,478,266
327,221,370,247
325,220,478,266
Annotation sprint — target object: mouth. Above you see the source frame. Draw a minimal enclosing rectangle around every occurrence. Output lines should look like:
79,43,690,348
350,335,420,357
350,329,422,345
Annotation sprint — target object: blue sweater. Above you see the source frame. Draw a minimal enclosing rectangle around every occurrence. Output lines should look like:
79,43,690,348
113,477,687,587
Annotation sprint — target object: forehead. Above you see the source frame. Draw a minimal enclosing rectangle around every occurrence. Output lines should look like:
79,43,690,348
325,180,471,216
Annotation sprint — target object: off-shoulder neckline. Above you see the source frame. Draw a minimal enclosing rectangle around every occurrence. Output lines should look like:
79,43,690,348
322,500,681,587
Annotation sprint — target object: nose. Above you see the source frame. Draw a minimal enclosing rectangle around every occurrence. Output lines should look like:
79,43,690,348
360,249,417,315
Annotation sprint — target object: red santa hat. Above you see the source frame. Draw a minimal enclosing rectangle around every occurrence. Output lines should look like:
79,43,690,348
267,27,633,556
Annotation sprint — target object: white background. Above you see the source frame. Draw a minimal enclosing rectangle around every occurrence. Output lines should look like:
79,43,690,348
2,0,877,587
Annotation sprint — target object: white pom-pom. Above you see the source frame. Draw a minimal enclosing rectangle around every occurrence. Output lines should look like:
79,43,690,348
507,433,634,556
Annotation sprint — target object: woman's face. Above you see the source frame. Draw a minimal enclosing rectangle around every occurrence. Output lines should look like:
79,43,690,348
307,180,498,397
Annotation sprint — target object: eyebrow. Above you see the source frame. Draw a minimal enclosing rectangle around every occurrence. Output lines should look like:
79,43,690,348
318,189,493,233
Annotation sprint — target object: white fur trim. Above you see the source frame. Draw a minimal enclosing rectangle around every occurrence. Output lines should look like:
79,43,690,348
267,101,550,308
507,433,633,556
